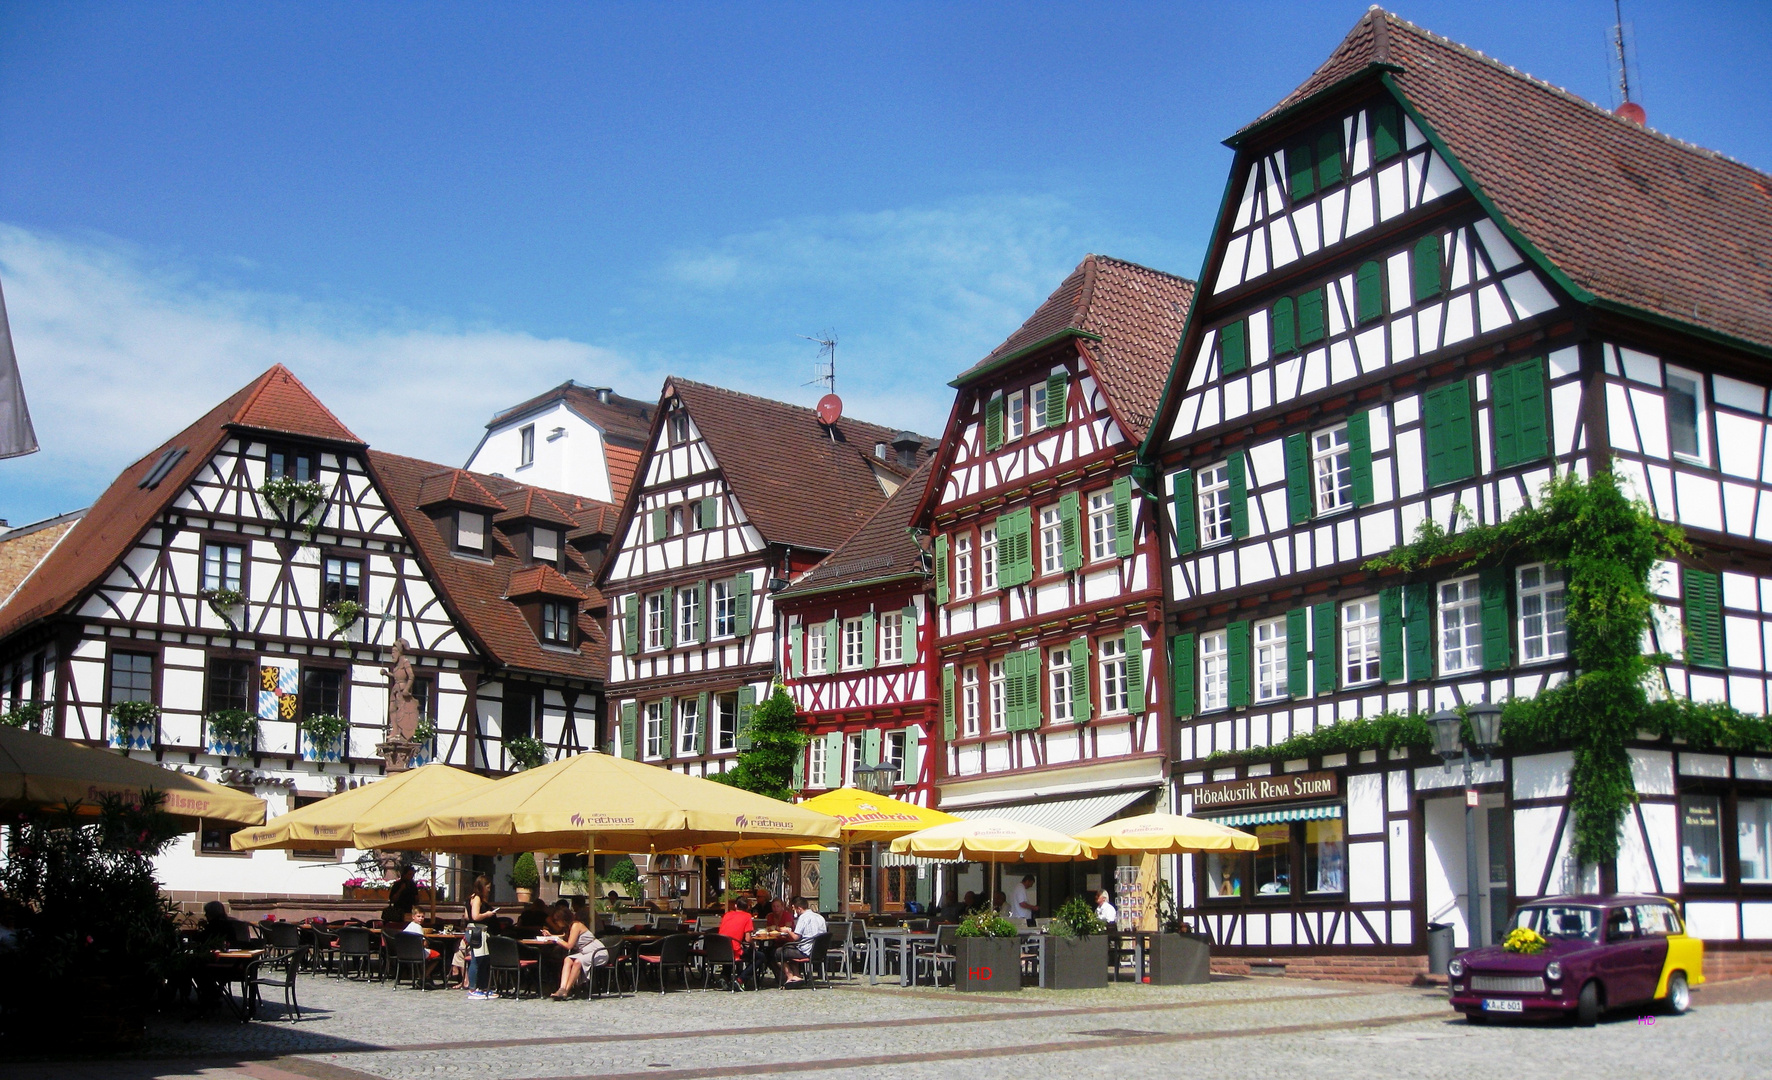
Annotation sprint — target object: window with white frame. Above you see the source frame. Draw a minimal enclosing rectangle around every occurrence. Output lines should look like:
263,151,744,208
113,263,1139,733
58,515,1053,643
711,580,736,638
879,611,904,664
961,667,980,737
1197,463,1234,545
1517,564,1568,663
669,506,684,536
887,730,907,783
677,588,701,645
842,617,866,670
1048,648,1072,722
980,525,998,591
806,623,828,674
645,593,669,651
643,701,666,759
1099,636,1129,714
677,697,699,756
847,734,866,786
201,542,244,593
1088,490,1115,560
954,535,974,598
808,735,827,787
1312,424,1353,513
1342,599,1383,685
1200,630,1228,712
1438,576,1483,674
1007,391,1025,440
1031,381,1049,430
519,424,535,466
1040,506,1064,574
1666,365,1707,462
988,660,1007,733
714,693,737,751
541,601,574,644
1254,617,1288,702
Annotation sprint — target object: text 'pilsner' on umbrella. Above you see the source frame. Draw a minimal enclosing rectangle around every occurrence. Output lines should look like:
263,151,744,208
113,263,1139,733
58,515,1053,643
0,724,264,831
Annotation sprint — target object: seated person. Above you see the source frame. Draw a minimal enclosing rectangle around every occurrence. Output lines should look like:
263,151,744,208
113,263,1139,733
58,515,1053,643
776,897,828,986
765,898,795,930
402,908,442,980
716,896,756,987
1094,890,1118,927
538,907,606,999
516,898,550,928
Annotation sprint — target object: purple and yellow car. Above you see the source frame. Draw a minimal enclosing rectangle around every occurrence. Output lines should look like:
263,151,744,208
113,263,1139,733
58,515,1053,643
1448,894,1704,1025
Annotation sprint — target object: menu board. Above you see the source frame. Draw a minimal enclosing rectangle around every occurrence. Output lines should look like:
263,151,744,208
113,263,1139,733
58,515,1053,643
1115,862,1146,928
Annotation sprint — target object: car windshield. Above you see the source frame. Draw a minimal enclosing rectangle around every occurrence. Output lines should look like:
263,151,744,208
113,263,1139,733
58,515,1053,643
1515,905,1602,942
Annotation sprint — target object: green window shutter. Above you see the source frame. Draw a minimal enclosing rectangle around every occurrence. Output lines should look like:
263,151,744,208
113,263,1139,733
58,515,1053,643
1380,588,1404,682
1219,320,1247,375
1371,101,1401,161
658,696,674,759
1003,650,1025,731
1112,476,1135,557
659,587,675,650
901,605,919,662
1356,261,1384,324
1480,568,1512,671
1271,297,1297,356
1297,287,1326,347
902,726,920,785
1227,454,1249,540
1492,357,1549,469
818,849,840,911
733,573,753,636
1285,433,1313,524
623,595,639,656
825,619,840,670
1059,491,1082,571
1684,569,1725,669
1424,381,1476,487
1287,140,1315,199
1404,583,1433,682
1285,609,1309,698
619,701,637,759
1226,621,1250,710
861,611,877,669
792,748,804,790
1014,508,1035,585
998,511,1020,587
1315,126,1344,188
1312,602,1337,696
650,507,667,542
1170,633,1196,718
697,580,710,641
788,623,804,676
1124,627,1146,713
863,728,882,767
1045,373,1068,427
1070,637,1092,723
1025,652,1045,726
985,396,1004,451
824,731,843,787
1347,411,1374,506
695,692,709,755
734,686,756,750
700,495,719,530
1412,233,1444,301
935,534,950,604
941,665,956,740
1171,470,1197,554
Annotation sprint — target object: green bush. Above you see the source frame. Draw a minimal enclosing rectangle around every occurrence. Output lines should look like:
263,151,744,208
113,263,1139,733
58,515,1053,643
505,736,549,770
604,856,641,889
954,909,1018,938
510,852,540,890
1,702,43,729
1051,894,1107,937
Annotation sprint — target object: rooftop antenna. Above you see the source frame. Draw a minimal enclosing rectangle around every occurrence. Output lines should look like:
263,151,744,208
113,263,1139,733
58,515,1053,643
800,331,842,438
1610,0,1646,124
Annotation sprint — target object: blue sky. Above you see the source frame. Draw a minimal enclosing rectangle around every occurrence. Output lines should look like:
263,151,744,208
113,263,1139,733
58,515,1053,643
2,1,1768,523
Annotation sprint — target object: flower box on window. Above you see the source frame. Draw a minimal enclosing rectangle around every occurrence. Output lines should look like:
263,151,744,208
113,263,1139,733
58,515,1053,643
109,701,160,751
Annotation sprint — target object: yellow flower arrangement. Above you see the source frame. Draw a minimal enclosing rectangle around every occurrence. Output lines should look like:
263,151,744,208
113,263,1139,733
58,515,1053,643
1502,926,1547,955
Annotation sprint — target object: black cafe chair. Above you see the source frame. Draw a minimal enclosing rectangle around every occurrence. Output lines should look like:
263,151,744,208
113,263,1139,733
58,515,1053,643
488,933,540,998
634,933,697,994
391,931,438,990
246,953,303,1021
337,926,376,981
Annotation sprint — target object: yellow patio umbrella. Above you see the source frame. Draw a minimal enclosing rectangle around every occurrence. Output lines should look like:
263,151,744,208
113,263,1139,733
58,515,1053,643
801,787,961,914
231,762,492,851
1071,812,1259,854
891,817,1095,917
0,724,265,832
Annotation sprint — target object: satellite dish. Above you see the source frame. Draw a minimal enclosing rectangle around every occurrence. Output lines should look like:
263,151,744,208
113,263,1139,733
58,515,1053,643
816,394,843,425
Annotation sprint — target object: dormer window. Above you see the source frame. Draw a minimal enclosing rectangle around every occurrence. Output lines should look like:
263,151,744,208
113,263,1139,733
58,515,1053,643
540,600,574,644
457,510,487,554
532,526,560,566
269,445,319,482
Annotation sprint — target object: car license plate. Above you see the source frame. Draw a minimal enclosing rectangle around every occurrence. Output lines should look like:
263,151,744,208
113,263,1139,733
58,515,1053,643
1482,998,1523,1013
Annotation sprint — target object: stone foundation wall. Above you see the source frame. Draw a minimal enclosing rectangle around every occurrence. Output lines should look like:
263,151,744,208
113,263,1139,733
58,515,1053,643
1703,948,1772,983
1211,953,1431,985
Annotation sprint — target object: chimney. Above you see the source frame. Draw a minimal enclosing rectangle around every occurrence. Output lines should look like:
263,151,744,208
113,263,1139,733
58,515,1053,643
592,387,613,404
891,431,922,469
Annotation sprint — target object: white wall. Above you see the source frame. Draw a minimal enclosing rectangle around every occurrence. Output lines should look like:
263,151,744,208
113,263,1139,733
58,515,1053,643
467,401,615,502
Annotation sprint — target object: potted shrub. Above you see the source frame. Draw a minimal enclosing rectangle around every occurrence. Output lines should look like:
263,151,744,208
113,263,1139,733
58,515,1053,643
109,701,160,751
1,702,44,732
510,852,540,904
299,713,349,763
341,876,391,901
1143,880,1212,985
505,735,549,771
206,708,259,757
409,714,436,766
200,587,245,623
952,909,1021,992
325,599,364,638
1043,895,1109,989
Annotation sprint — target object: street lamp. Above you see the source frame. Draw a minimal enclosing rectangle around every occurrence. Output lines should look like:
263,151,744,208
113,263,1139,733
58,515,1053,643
1430,704,1504,951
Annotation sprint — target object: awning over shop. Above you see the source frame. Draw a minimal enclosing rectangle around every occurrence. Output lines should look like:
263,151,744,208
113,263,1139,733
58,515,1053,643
1202,803,1342,827
950,789,1147,838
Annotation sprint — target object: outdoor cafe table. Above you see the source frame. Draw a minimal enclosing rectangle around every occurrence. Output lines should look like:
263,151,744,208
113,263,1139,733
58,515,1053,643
204,949,265,1021
865,928,935,986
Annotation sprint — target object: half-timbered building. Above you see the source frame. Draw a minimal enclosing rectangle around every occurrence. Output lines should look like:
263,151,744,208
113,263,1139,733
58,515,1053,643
0,366,615,903
777,460,937,910
600,378,930,784
1146,10,1772,975
917,255,1193,907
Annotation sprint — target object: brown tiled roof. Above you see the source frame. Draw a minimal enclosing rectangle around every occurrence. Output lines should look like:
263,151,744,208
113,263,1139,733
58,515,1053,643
370,451,610,680
505,564,588,601
1254,7,1772,355
416,470,508,512
494,488,579,530
0,366,351,645
953,255,1195,443
664,379,934,553
777,460,932,601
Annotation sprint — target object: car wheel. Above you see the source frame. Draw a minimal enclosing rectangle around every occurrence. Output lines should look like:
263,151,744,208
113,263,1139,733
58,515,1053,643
1576,981,1602,1027
1663,972,1690,1015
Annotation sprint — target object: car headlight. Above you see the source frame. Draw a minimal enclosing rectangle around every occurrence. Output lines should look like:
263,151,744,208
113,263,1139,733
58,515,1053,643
1544,961,1562,981
1448,959,1463,978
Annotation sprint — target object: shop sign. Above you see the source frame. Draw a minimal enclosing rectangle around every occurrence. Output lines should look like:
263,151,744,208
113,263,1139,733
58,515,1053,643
1187,771,1338,810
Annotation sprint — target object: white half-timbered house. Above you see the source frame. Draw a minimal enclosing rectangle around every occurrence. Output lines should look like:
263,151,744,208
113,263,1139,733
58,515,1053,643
1145,10,1772,976
916,255,1194,909
777,459,937,911
0,366,616,904
600,378,929,786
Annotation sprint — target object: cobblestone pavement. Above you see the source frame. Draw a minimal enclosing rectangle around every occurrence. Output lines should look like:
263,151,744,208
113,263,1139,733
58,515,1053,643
8,973,1770,1080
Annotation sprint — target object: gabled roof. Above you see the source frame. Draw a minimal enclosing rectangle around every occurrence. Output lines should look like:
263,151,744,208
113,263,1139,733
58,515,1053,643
776,460,932,602
1256,7,1772,356
663,379,934,554
494,488,580,530
485,380,655,447
416,469,507,512
504,564,589,602
231,364,364,445
951,255,1195,444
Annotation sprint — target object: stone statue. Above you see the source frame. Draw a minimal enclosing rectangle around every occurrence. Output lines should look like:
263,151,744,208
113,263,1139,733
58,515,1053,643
385,638,419,743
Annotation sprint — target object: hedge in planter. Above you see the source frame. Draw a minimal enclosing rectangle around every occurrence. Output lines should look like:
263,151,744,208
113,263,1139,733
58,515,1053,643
952,910,1021,992
1043,895,1109,989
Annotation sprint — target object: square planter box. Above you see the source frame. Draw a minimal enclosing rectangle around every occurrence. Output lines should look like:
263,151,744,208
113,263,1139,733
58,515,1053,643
952,936,1022,992
1041,934,1109,989
1146,932,1212,985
